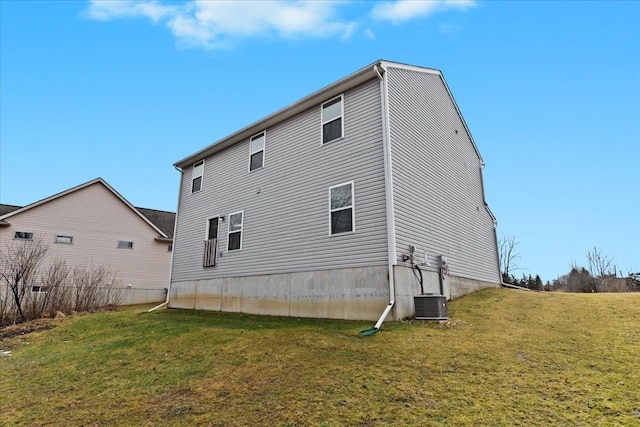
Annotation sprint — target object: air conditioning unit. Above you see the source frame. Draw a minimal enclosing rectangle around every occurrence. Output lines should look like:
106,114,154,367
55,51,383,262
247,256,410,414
414,294,448,320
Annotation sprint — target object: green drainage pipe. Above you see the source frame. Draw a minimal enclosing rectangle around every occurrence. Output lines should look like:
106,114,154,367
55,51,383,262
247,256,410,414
359,327,379,336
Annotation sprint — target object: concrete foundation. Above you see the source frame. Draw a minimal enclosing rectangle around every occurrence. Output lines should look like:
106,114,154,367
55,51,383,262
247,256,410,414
117,287,167,305
168,266,499,321
170,266,391,321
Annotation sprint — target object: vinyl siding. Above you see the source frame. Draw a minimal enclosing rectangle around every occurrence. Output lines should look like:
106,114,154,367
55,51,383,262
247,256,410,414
171,78,388,282
386,67,500,284
0,183,171,289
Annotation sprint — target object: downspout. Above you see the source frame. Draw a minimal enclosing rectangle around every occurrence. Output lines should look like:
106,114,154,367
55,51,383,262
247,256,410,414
361,63,397,334
148,165,183,312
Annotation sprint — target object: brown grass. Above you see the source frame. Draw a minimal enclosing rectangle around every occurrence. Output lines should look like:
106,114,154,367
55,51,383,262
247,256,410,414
1,289,639,426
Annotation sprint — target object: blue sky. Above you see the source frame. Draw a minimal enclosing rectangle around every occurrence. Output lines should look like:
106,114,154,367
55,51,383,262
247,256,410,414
1,0,638,283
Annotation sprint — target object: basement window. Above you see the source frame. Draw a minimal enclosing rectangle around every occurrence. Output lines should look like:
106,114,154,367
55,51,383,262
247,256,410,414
321,94,343,144
31,286,48,293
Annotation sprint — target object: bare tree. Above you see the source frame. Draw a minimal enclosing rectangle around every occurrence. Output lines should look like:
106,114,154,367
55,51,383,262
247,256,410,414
1,237,123,325
499,235,521,281
0,235,48,322
586,247,615,292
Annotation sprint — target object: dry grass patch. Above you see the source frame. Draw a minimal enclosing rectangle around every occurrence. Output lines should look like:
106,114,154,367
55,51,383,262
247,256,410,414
1,289,639,426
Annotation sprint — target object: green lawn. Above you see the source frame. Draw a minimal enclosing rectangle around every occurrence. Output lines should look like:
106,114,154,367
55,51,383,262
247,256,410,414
1,288,639,426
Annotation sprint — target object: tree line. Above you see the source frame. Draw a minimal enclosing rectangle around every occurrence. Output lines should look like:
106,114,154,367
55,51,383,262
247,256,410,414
500,236,639,293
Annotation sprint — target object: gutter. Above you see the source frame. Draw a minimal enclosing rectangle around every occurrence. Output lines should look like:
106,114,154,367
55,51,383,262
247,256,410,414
148,166,183,312
361,63,397,335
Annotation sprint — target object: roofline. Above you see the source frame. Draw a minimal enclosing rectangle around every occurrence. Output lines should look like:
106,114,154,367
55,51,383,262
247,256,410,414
175,60,443,169
0,178,169,239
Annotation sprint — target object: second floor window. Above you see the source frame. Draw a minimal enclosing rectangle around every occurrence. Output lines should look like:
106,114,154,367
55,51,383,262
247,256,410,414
192,160,204,193
14,231,33,240
322,94,343,144
249,132,265,171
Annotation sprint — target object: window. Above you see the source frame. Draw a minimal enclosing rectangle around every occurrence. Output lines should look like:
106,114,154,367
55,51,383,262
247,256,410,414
329,182,354,235
117,240,134,249
167,244,173,252
322,95,343,144
14,231,33,240
31,286,48,293
249,131,265,171
227,211,244,251
192,160,204,193
55,235,73,244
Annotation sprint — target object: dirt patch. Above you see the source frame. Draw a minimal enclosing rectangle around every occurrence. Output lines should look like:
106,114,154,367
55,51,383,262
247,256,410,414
0,318,58,340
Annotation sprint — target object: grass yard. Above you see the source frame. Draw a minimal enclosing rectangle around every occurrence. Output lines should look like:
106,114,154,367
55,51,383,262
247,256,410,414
1,288,639,426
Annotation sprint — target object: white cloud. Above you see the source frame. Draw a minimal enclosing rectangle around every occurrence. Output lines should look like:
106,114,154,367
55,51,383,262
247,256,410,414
83,0,475,49
84,1,177,23
372,0,475,24
84,0,356,49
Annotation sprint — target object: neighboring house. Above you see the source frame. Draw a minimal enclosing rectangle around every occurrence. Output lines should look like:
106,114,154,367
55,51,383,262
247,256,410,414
169,60,501,323
0,178,175,305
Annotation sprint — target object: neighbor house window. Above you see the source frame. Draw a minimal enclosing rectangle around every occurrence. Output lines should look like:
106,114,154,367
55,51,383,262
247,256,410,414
192,160,204,193
31,286,48,293
167,244,173,252
329,182,354,235
117,240,134,249
322,94,343,144
15,231,34,240
227,211,244,251
249,131,265,171
55,235,73,244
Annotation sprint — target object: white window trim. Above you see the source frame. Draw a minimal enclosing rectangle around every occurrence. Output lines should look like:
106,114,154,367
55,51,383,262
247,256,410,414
329,181,355,236
191,160,204,194
31,286,48,294
248,131,266,172
320,94,344,145
55,235,73,244
227,210,244,252
204,215,222,240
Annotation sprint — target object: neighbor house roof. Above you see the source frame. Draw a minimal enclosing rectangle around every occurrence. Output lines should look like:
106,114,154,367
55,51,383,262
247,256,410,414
0,204,21,216
0,178,175,240
136,207,176,239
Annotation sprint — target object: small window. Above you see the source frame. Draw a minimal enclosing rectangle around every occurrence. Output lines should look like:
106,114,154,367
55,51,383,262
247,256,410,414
167,244,173,252
227,211,244,251
322,95,343,144
192,160,204,193
14,231,33,240
55,235,73,244
117,240,134,249
249,131,265,171
31,286,48,293
329,182,354,235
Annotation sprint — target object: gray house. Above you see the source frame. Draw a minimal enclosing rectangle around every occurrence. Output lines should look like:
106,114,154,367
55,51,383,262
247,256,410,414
168,60,501,325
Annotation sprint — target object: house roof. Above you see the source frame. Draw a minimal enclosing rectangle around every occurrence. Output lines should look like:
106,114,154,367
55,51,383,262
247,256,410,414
173,59,483,169
136,207,176,238
0,178,175,239
0,204,21,216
